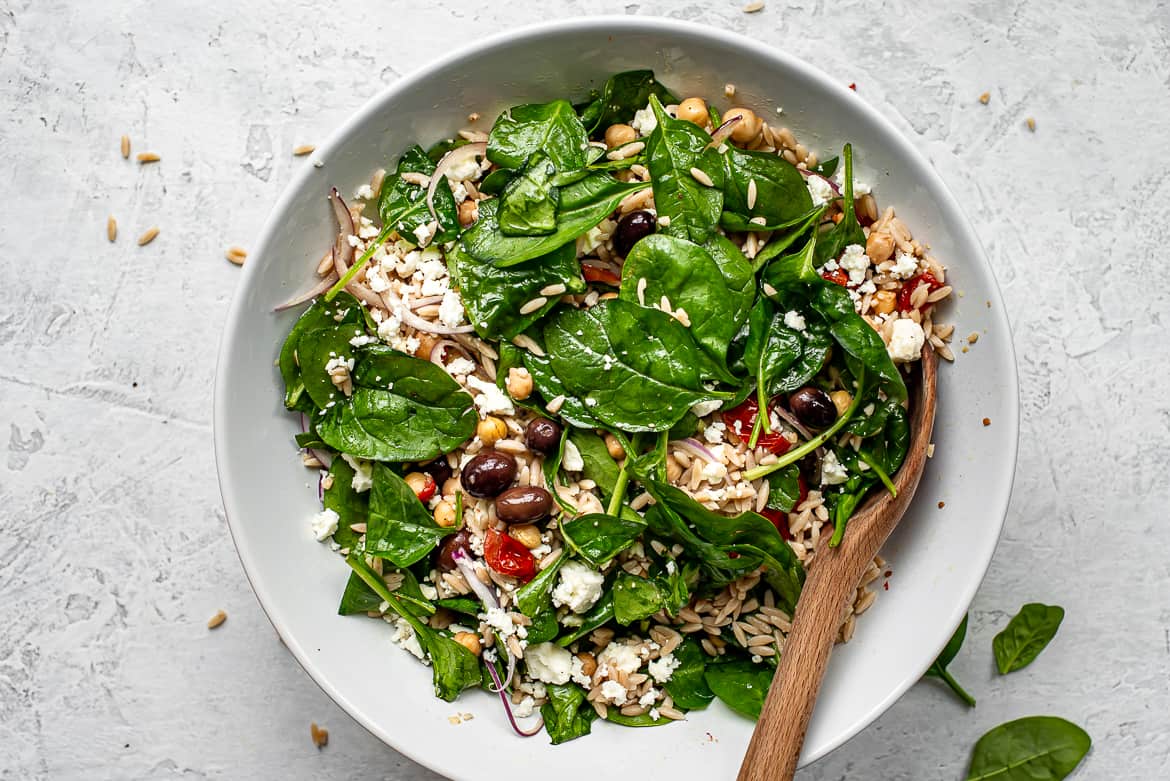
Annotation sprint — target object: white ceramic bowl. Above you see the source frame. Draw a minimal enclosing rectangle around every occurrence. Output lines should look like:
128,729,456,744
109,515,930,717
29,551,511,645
214,17,1018,779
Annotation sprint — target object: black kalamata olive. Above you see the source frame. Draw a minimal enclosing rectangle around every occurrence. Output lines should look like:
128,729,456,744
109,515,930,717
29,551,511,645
789,387,837,429
496,486,554,524
460,449,517,498
612,210,657,257
422,458,452,488
524,418,562,454
436,529,471,571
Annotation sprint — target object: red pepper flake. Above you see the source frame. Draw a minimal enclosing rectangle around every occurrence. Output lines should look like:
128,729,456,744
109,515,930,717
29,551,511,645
848,82,857,91
883,581,889,590
937,501,946,509
982,417,991,427
884,570,892,578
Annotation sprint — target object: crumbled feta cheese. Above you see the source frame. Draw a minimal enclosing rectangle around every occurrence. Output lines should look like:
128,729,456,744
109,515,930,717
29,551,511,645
376,312,402,343
638,688,659,708
450,181,469,203
444,357,477,377
388,615,427,661
445,155,481,182
598,643,641,676
649,707,661,721
648,653,680,684
310,508,339,541
838,244,871,286
349,333,378,348
890,250,919,279
512,695,536,718
834,169,871,196
703,420,726,444
341,454,373,492
700,460,727,482
412,220,437,247
690,399,723,418
600,680,629,705
820,450,849,486
570,654,593,687
354,183,374,200
465,375,515,417
806,174,836,207
438,288,465,328
887,318,926,362
858,279,877,295
397,249,421,277
578,224,608,254
551,561,605,613
631,104,658,136
525,642,574,685
561,439,585,472
783,310,807,332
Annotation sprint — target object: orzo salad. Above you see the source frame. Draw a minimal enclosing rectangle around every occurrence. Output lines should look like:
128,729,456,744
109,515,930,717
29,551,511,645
277,70,953,743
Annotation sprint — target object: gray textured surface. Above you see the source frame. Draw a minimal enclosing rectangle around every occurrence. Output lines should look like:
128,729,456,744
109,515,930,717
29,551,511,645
1,1,1167,778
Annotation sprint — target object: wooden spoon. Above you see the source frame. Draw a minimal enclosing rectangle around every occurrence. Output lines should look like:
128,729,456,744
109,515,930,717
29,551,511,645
737,345,939,781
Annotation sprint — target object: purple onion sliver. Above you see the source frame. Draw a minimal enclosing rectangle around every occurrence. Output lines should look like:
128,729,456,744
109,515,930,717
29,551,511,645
485,658,544,737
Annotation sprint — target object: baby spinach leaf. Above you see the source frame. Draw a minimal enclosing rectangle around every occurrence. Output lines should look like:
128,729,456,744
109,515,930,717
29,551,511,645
811,284,907,401
993,604,1065,675
577,69,676,133
526,608,561,645
924,613,976,707
460,175,648,267
760,232,821,292
612,572,665,625
645,95,724,243
425,137,468,163
542,300,735,433
556,591,615,647
278,293,364,409
433,597,480,617
447,241,585,341
363,464,456,567
663,639,715,710
323,456,368,551
497,151,560,236
765,464,803,514
813,143,865,266
741,297,803,405
747,207,826,272
704,660,774,720
966,716,1091,781
379,144,460,246
487,99,590,171
721,146,813,226
515,555,566,617
811,156,838,178
604,710,676,728
337,571,383,615
295,324,364,409
477,167,513,195
567,429,622,499
522,349,605,429
426,634,485,702
316,346,477,462
541,684,597,744
560,512,646,567
719,203,823,234
620,234,754,367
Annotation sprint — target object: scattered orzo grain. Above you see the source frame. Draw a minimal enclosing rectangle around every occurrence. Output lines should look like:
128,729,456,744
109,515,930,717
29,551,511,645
120,134,130,159
967,331,979,344
743,0,765,11
982,417,991,427
107,216,117,242
293,144,316,156
1026,117,1037,132
137,227,160,246
310,722,329,748
136,152,160,163
518,296,547,315
724,83,737,98
225,246,247,266
207,610,227,629
689,166,714,187
979,92,991,105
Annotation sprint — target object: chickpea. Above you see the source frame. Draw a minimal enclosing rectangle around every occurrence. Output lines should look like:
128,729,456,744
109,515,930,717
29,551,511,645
508,523,542,549
453,631,482,656
725,107,762,144
829,390,853,417
505,367,533,400
457,199,478,227
604,123,637,148
676,97,709,127
414,332,439,360
665,455,684,482
604,433,626,460
404,471,432,496
476,415,507,446
433,500,457,528
866,230,895,263
442,476,461,498
872,290,897,316
576,651,598,678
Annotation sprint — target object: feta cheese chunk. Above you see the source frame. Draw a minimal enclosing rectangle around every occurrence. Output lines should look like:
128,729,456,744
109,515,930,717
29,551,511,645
690,399,723,418
465,375,515,417
631,104,658,137
341,454,373,492
838,244,871,286
310,508,340,541
438,289,465,328
890,250,919,279
561,439,585,472
806,174,836,207
551,561,605,613
887,319,926,362
783,310,807,332
647,653,681,684
598,642,641,676
525,642,574,685
599,680,629,705
820,450,849,486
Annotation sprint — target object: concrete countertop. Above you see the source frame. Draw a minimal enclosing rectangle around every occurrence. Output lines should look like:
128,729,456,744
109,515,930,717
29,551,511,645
2,1,1167,778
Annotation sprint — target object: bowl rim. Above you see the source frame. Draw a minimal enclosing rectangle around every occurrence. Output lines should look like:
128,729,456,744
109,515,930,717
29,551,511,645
214,14,1019,775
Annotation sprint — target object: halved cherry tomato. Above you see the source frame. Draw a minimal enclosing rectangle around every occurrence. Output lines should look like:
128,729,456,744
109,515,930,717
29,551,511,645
898,271,943,312
821,268,849,287
581,260,621,287
721,397,792,455
759,508,794,541
483,528,536,582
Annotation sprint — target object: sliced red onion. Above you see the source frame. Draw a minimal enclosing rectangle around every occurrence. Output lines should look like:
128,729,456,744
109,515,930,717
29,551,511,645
485,658,544,737
770,405,814,442
706,114,743,150
398,302,475,334
274,271,340,312
451,549,517,691
329,188,356,271
673,438,719,463
429,339,471,368
410,294,445,310
798,168,841,196
308,448,333,470
427,141,486,221
454,333,498,361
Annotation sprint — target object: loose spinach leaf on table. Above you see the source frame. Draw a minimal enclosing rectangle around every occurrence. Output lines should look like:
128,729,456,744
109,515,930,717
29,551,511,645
316,346,477,462
644,94,724,243
704,660,774,720
619,234,754,367
278,293,364,410
541,684,598,744
363,464,457,567
487,99,590,171
612,571,666,625
720,145,813,226
459,175,648,267
447,241,585,341
966,716,1091,781
993,603,1065,675
542,299,735,433
924,613,977,707
560,512,647,568
379,144,460,245
813,143,866,265
323,456,368,551
497,150,560,236
576,69,676,133
663,638,715,711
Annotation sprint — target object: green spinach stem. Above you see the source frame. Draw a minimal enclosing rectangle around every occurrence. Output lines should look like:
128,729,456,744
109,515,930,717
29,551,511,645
935,666,977,707
606,432,644,516
325,225,393,301
858,450,897,497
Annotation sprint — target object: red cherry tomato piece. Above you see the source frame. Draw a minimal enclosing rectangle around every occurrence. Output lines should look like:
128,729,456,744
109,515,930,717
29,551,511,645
414,474,437,503
483,528,536,582
897,272,943,312
581,260,621,287
721,397,792,455
759,507,794,541
821,268,849,287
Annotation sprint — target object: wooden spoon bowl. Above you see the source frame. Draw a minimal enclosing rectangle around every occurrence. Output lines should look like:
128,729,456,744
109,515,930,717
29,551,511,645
738,345,939,781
